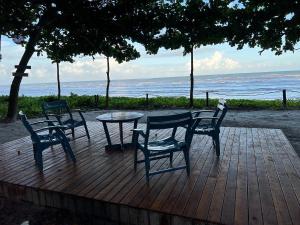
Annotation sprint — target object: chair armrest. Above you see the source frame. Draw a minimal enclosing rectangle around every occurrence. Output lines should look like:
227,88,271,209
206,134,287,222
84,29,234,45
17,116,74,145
194,116,219,120
47,113,63,118
34,125,67,133
132,129,146,138
30,120,57,125
193,110,214,114
72,109,85,113
71,109,86,121
192,110,214,117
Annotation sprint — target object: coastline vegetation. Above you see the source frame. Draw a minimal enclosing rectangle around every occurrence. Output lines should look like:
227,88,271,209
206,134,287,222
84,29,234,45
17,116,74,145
0,94,299,119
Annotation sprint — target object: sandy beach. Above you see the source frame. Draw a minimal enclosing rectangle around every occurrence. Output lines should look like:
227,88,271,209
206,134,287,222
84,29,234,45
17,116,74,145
1,109,299,156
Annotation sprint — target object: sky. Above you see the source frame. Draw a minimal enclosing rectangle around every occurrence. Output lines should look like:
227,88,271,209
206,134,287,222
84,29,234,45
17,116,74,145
1,35,300,85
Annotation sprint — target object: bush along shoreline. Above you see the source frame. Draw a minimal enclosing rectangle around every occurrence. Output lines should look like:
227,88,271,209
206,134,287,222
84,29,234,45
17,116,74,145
0,94,300,119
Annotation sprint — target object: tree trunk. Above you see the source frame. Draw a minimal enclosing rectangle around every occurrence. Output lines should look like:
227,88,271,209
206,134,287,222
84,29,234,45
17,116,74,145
105,57,110,108
5,33,40,122
56,62,61,100
189,46,194,108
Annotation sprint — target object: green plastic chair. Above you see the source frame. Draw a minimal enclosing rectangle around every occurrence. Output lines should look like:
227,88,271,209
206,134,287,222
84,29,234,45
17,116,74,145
42,100,90,139
133,112,195,183
192,100,228,156
19,111,76,171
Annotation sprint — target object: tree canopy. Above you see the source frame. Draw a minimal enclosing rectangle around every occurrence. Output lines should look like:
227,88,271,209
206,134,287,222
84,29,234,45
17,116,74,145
227,0,300,55
1,0,300,121
0,0,165,121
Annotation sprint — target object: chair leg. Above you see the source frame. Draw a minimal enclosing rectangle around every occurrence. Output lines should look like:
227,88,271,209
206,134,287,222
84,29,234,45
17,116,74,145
183,149,190,176
145,155,150,183
33,145,37,161
214,134,220,157
62,141,76,162
134,148,138,171
71,128,75,139
170,152,173,167
83,122,90,139
35,151,43,171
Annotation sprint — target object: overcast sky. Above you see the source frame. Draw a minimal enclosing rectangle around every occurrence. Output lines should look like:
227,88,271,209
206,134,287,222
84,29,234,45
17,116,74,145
1,36,300,85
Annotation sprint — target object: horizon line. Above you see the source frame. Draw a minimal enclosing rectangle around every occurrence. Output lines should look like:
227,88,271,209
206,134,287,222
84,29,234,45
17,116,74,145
1,69,300,86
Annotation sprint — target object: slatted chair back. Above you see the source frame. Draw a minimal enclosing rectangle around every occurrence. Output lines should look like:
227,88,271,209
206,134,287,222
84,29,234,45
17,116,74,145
212,101,228,129
42,100,90,139
145,112,193,147
19,111,40,143
192,100,228,157
42,100,73,120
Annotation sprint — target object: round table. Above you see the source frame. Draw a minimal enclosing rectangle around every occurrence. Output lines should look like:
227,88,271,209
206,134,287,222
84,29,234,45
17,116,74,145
96,112,144,151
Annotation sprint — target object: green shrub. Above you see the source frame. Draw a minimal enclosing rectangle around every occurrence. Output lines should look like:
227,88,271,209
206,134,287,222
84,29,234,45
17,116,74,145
0,95,299,119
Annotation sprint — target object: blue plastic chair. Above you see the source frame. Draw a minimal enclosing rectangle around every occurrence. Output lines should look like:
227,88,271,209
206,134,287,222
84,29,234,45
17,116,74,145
192,100,228,156
133,112,195,182
19,111,76,171
42,100,90,139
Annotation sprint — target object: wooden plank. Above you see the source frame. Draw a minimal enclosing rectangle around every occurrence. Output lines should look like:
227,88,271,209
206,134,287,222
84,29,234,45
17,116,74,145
267,129,300,225
118,129,176,206
252,128,278,225
137,129,189,209
208,127,240,224
234,127,248,225
258,128,293,225
195,127,236,221
158,133,212,214
150,135,206,211
246,128,263,225
220,129,242,224
175,127,229,217
93,128,173,204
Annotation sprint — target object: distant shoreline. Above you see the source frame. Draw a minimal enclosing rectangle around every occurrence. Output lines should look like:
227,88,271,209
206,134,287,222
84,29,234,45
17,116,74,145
0,70,299,100
1,69,300,86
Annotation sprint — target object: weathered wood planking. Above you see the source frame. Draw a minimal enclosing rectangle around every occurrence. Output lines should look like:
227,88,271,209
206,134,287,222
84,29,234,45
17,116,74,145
0,121,299,225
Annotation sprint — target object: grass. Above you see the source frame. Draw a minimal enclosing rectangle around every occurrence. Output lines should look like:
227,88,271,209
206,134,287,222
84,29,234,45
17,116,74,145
0,94,299,119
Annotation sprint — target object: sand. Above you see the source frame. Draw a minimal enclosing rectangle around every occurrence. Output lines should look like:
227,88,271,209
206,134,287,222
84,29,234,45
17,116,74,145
1,109,299,156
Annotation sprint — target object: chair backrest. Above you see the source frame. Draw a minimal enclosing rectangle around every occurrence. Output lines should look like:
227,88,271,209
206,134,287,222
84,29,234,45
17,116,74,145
19,111,40,143
147,112,192,130
212,100,228,129
42,100,72,120
146,112,194,147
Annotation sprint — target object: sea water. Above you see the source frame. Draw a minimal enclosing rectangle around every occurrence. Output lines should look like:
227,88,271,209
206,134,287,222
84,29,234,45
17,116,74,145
0,70,300,100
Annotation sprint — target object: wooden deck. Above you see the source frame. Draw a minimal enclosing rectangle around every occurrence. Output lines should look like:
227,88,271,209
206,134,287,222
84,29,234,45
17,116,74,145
0,121,300,225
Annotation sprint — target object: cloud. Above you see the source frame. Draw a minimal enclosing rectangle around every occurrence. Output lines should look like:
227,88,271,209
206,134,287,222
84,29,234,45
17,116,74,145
58,56,188,81
192,51,240,73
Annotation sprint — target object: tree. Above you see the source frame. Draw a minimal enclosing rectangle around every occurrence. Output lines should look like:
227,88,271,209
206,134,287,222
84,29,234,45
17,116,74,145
0,0,165,122
227,1,300,55
157,0,229,107
105,56,110,108
42,29,75,100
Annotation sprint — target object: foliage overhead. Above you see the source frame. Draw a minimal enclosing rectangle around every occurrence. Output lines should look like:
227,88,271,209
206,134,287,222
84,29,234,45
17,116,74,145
0,0,166,63
227,0,300,55
155,0,231,54
1,0,300,61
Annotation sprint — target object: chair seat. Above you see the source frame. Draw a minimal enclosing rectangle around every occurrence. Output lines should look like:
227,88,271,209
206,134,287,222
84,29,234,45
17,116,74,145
36,134,62,144
194,125,215,133
140,137,186,152
62,119,84,128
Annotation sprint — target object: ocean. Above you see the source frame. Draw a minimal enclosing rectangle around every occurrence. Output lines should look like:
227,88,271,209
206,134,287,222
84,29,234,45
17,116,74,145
1,70,300,100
